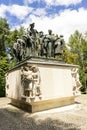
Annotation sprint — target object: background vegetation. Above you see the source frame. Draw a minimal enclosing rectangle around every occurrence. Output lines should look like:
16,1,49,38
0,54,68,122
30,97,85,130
0,17,87,97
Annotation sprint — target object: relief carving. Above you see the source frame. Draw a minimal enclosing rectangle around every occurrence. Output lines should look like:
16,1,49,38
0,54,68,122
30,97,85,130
71,68,81,96
21,64,42,102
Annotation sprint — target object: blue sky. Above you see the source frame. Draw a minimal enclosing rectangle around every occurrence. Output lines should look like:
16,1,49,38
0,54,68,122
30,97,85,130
0,0,87,42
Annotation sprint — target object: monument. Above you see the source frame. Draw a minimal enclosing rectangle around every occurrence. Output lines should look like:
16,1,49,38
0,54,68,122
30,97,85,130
6,23,81,112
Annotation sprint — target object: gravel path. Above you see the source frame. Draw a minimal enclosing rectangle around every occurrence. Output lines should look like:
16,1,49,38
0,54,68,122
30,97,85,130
0,95,87,130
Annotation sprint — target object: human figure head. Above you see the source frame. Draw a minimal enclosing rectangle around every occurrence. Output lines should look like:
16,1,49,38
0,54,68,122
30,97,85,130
39,31,43,37
60,35,63,38
48,29,52,35
30,23,35,29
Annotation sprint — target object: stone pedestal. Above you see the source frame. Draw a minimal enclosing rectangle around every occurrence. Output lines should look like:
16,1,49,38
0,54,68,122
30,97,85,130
6,57,81,112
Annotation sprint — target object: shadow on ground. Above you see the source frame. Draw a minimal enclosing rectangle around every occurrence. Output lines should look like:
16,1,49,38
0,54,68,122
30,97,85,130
0,106,80,130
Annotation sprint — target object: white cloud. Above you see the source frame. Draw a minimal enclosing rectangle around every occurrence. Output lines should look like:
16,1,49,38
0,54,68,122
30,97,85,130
32,8,47,16
16,7,87,42
23,0,82,6
7,5,33,20
0,4,7,17
44,0,82,6
23,0,36,5
0,4,33,20
1,2,87,43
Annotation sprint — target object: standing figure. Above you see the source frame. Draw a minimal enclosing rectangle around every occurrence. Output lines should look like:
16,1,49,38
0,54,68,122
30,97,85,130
28,23,38,56
21,65,42,102
21,66,32,95
31,65,42,99
13,36,26,62
23,31,33,57
54,35,65,60
17,37,26,61
46,30,55,57
38,31,44,56
43,35,49,57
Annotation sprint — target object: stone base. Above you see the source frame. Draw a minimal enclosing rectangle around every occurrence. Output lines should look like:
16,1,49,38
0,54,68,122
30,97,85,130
11,96,75,113
6,57,81,112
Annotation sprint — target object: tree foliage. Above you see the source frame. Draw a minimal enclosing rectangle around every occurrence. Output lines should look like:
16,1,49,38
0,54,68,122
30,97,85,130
0,56,9,96
0,17,10,96
0,17,24,96
67,30,87,93
63,48,78,64
0,17,9,56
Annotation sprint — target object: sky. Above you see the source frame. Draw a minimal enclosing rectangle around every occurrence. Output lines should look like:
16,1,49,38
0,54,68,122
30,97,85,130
0,0,87,42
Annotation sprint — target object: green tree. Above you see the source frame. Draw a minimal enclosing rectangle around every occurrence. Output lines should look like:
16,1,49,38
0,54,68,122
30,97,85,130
68,30,87,93
63,48,78,64
0,18,25,97
0,57,9,96
0,17,10,97
0,17,9,56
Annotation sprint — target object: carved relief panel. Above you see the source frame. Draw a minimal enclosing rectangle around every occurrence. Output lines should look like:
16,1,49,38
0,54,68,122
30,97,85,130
21,64,42,102
71,67,81,96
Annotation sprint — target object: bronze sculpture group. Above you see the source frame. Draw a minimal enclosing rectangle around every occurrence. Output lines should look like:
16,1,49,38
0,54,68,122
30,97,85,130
13,23,65,62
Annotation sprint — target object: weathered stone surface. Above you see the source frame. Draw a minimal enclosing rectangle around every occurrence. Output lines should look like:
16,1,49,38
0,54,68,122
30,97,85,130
5,57,81,112
6,57,80,100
